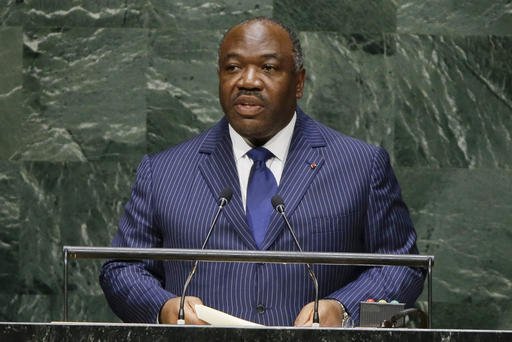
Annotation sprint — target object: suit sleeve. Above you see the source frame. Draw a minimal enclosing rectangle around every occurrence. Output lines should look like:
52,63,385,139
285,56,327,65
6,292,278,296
326,147,425,323
99,155,176,323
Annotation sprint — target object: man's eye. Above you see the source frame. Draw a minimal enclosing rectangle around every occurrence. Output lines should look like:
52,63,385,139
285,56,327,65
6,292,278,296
262,64,276,72
225,65,240,72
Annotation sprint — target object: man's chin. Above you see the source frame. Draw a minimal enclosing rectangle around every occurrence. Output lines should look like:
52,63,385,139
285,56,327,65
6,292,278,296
232,125,273,146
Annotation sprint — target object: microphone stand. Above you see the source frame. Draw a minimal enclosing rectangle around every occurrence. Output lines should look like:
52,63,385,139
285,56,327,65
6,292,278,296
177,189,232,324
272,195,320,327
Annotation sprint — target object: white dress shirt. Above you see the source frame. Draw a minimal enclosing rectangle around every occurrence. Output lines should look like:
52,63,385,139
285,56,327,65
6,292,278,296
229,113,297,211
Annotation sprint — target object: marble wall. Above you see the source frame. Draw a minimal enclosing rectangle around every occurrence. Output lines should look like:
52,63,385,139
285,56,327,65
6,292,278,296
0,0,510,329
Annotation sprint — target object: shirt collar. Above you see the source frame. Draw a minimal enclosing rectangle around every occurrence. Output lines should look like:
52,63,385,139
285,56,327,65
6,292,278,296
229,112,297,162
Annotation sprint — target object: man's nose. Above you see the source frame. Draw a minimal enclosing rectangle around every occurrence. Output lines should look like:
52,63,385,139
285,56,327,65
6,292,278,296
237,66,262,90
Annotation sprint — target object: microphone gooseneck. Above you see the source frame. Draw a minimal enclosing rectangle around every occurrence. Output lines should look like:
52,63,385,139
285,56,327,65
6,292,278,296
177,187,233,324
271,195,320,327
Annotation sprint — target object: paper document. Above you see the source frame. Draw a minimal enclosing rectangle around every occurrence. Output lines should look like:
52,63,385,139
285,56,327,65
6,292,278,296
195,304,263,327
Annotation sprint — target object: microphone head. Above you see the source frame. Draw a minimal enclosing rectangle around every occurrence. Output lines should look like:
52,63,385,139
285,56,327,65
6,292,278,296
271,194,285,212
219,187,233,205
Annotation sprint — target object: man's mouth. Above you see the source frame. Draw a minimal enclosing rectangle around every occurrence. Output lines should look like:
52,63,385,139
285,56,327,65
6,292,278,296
234,103,264,115
233,95,264,115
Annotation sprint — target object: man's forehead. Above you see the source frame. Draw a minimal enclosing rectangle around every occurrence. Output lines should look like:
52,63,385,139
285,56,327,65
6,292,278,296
223,21,290,46
219,21,293,61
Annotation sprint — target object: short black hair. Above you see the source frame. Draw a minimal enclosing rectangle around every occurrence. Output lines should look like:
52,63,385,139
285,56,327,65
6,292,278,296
218,16,304,72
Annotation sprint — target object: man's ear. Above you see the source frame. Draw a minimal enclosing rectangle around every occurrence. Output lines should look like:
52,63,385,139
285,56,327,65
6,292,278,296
295,68,306,99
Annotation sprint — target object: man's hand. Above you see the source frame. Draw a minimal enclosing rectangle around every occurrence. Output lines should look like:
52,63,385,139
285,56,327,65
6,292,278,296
294,299,344,327
159,296,207,325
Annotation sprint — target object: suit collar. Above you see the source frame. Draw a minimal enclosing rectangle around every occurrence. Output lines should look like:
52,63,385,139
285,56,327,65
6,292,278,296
198,118,258,249
261,108,326,249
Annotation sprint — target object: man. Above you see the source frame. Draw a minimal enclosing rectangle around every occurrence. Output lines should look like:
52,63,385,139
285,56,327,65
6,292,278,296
100,17,425,327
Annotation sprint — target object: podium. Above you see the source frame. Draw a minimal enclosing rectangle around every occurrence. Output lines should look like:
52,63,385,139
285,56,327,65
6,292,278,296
62,246,434,326
4,247,500,340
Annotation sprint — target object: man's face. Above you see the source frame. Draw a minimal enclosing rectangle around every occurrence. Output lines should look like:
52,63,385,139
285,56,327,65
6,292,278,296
218,21,305,146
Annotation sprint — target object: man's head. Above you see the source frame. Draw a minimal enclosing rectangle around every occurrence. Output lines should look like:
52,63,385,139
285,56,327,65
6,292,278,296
218,17,306,146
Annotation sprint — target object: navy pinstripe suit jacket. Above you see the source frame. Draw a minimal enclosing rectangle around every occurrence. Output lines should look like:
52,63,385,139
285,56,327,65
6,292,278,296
100,109,425,325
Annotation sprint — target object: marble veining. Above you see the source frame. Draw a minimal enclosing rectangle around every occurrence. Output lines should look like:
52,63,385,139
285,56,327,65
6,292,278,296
0,0,511,330
398,0,512,36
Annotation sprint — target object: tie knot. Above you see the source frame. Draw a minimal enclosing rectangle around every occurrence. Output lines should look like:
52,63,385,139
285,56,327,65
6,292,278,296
247,147,273,163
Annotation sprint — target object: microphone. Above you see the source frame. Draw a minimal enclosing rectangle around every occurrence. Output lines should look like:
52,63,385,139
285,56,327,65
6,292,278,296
271,195,320,327
177,187,233,325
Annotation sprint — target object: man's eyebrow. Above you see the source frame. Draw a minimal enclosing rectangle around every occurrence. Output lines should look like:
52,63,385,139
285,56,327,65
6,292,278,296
223,52,242,60
261,53,280,60
222,52,281,60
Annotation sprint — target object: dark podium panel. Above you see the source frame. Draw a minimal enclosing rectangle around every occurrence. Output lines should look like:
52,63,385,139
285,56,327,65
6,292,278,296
1,323,511,342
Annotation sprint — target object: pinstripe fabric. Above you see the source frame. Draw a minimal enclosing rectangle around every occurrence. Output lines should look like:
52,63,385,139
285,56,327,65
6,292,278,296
100,108,425,325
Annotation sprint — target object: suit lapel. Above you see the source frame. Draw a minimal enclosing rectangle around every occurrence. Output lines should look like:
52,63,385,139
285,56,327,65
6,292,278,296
261,110,326,250
197,119,257,249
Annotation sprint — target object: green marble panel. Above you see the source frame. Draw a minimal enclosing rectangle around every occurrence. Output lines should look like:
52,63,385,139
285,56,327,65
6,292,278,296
0,294,53,322
392,34,512,168
12,161,136,321
398,0,512,36
299,32,395,153
0,162,21,294
274,0,396,33
146,29,224,154
0,0,273,29
14,27,148,162
66,262,119,322
397,168,512,329
0,0,510,329
144,0,273,29
0,292,116,323
0,26,23,160
0,0,146,27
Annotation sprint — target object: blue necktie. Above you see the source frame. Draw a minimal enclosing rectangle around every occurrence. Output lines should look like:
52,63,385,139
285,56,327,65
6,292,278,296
246,147,278,249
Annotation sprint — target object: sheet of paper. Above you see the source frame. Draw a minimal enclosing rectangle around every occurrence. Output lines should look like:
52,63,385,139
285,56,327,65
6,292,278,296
195,304,263,327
